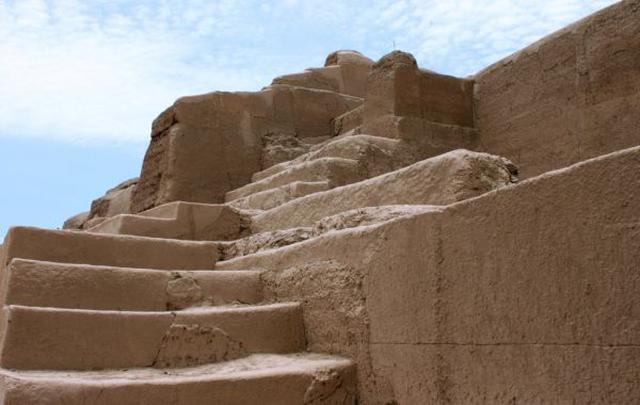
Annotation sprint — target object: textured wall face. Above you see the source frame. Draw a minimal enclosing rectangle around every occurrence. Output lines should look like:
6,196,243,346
217,145,640,404
474,0,640,179
130,128,172,213
390,67,474,127
363,51,475,141
130,87,361,213
130,91,268,213
369,146,640,404
271,50,374,98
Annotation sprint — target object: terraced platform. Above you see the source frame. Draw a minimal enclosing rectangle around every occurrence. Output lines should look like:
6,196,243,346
5,6,640,401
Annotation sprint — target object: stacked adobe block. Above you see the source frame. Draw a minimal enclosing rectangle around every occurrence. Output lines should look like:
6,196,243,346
4,1,640,403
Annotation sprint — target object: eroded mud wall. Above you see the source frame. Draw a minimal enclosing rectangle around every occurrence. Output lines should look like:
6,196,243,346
369,146,640,403
218,146,640,404
474,0,640,178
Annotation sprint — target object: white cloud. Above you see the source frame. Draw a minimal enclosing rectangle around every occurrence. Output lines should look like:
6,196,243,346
0,0,278,143
0,0,618,143
355,0,618,75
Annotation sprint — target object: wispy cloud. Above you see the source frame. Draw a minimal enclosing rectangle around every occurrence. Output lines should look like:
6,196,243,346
0,0,617,143
359,0,619,75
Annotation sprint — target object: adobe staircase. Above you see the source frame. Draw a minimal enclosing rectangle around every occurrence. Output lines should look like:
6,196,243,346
0,224,357,403
0,147,518,405
4,6,640,399
0,49,519,404
1,104,399,402
0,128,520,404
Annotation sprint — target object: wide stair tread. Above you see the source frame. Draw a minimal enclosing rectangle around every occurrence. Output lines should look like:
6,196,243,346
0,189,357,403
0,302,305,370
226,157,364,202
5,259,264,311
86,201,249,241
2,226,219,270
250,133,403,183
0,353,356,405
229,180,331,211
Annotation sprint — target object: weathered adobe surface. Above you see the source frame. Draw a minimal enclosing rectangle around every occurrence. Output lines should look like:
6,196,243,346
0,354,357,404
88,202,252,242
0,224,358,403
474,0,640,178
64,48,481,228
20,2,639,403
78,148,516,249
64,1,640,226
129,87,361,213
128,51,373,214
250,149,517,233
218,205,440,261
128,48,478,216
273,50,374,98
217,145,640,404
63,177,138,230
363,51,475,137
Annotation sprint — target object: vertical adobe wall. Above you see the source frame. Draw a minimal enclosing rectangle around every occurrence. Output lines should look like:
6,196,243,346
367,146,640,403
130,92,267,213
474,0,640,179
361,51,478,159
215,146,640,404
363,51,475,137
130,86,361,213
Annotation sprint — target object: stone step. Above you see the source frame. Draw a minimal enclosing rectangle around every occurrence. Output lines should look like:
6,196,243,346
4,259,263,311
87,202,249,241
332,105,363,136
0,353,356,404
227,157,365,202
0,303,305,371
250,134,414,184
251,149,518,232
252,160,291,182
218,205,439,262
1,226,219,270
229,181,331,211
136,200,185,218
219,228,313,261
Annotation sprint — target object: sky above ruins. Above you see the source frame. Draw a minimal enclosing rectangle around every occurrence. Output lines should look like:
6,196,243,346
0,0,618,235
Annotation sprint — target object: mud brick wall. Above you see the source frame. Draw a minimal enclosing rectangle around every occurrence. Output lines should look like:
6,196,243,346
474,0,640,178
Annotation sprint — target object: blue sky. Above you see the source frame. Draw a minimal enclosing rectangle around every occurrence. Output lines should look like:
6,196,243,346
0,0,617,237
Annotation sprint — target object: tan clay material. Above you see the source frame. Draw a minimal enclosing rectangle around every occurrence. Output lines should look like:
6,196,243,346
332,105,363,136
4,259,263,310
474,0,640,178
250,134,416,184
88,201,251,241
217,146,640,403
363,51,475,137
0,302,304,370
225,157,367,202
0,353,357,405
61,211,89,230
64,178,138,230
272,50,373,98
252,149,516,232
229,181,331,211
1,226,219,270
130,85,361,213
4,3,639,402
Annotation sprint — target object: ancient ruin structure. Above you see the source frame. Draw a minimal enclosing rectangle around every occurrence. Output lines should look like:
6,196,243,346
1,1,639,403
